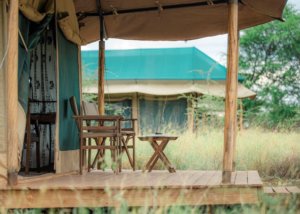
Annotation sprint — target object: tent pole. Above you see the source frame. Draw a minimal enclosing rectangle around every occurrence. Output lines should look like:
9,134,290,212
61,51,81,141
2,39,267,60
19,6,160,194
187,94,195,133
6,0,19,186
97,0,105,115
98,40,105,115
239,99,244,131
96,0,105,169
222,0,239,183
132,93,139,135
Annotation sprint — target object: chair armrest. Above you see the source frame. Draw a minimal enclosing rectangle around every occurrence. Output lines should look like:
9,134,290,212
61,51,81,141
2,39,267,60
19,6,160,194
120,118,137,131
73,115,123,121
121,118,137,122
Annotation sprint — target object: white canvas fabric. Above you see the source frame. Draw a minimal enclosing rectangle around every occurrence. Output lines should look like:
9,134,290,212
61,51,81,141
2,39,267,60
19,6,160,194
74,0,286,44
83,80,256,99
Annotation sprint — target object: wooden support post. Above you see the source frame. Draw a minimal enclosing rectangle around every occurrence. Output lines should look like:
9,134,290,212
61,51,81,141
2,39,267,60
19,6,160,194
98,40,105,115
239,99,244,131
222,0,239,183
187,94,195,133
97,0,105,115
96,0,105,169
132,93,139,135
6,0,19,186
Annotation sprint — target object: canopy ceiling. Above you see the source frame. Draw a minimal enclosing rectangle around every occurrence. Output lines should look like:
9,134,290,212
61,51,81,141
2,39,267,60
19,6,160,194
74,0,287,44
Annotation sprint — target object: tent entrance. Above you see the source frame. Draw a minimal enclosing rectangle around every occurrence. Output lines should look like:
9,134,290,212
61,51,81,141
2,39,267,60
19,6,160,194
19,25,57,175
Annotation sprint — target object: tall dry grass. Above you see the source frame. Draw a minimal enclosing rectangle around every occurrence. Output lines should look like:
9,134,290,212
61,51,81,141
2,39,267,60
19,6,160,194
119,128,300,180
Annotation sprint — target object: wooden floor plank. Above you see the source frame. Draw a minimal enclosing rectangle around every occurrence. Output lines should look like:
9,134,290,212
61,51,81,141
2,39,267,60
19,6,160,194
6,170,263,191
263,187,274,194
230,171,237,184
159,170,198,188
286,186,300,194
272,187,289,194
194,171,217,187
235,171,248,185
207,171,222,186
247,171,263,186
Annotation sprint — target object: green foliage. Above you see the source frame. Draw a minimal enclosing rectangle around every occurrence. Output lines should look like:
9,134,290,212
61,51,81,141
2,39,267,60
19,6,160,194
239,5,300,129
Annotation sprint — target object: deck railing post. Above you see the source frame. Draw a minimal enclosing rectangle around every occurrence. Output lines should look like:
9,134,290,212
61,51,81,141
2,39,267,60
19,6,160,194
222,0,239,183
7,0,19,186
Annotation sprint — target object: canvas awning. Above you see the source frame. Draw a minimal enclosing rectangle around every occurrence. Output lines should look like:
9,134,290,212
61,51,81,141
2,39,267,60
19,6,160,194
74,0,286,44
83,80,256,99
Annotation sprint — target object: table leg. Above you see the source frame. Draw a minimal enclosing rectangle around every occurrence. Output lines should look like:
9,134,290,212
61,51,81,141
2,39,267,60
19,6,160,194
149,140,176,173
144,140,161,171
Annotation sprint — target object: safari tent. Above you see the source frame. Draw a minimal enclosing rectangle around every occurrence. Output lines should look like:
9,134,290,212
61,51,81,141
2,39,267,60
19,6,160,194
82,47,256,133
0,0,287,209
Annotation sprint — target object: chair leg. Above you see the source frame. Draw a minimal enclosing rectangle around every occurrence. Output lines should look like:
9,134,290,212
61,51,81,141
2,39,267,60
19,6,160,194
25,134,31,175
118,136,122,173
79,138,83,175
83,139,87,171
133,135,136,171
110,137,116,172
88,138,91,172
119,136,122,173
36,141,40,172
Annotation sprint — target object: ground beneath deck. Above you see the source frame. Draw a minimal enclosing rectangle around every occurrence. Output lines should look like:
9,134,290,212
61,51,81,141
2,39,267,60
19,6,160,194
1,170,263,208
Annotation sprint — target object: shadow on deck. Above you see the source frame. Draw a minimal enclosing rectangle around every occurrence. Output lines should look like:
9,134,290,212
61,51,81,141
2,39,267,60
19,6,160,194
0,170,263,209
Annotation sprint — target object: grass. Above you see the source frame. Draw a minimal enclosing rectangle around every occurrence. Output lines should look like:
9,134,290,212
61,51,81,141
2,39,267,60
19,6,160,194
117,128,300,181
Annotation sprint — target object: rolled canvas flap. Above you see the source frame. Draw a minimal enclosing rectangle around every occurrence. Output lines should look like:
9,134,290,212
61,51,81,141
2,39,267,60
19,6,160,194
19,0,54,23
58,16,84,46
56,0,85,45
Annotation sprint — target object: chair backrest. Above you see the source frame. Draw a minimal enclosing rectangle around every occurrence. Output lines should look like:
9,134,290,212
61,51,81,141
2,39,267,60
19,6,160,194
69,96,80,129
82,101,99,116
69,96,79,116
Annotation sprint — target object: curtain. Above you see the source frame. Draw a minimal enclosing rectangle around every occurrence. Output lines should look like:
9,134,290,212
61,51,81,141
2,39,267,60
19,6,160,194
57,29,80,151
18,13,54,112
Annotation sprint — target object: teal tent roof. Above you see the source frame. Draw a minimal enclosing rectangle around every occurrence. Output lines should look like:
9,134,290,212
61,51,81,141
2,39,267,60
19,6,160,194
82,47,242,81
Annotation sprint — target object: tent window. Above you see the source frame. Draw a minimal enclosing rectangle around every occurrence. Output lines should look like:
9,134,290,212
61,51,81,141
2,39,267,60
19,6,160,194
105,99,132,128
139,98,187,134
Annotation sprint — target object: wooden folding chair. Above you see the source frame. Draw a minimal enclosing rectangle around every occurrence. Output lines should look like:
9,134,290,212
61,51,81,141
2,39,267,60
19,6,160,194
69,96,122,174
119,119,137,171
82,101,137,171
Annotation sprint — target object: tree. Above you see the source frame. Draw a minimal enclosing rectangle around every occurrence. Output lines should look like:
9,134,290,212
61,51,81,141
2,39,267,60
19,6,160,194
239,5,300,129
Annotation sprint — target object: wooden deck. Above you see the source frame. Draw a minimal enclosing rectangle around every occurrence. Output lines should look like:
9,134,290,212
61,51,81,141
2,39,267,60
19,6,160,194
264,186,300,195
0,170,263,209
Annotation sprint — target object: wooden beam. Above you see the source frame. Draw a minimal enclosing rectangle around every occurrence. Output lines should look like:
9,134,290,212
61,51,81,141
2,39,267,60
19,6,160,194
79,0,229,17
222,0,239,183
0,187,260,208
6,0,19,186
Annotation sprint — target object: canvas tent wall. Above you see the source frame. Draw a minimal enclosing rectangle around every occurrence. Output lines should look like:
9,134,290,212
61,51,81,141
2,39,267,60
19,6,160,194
3,0,83,175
